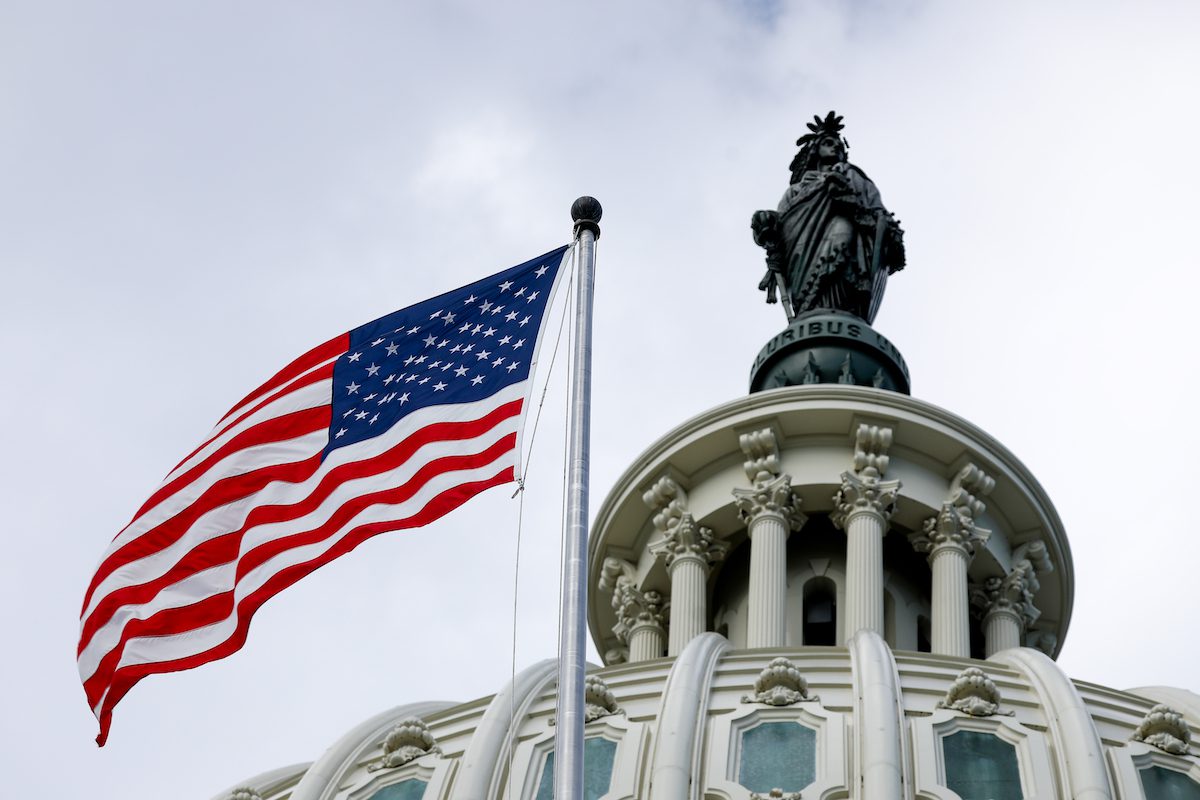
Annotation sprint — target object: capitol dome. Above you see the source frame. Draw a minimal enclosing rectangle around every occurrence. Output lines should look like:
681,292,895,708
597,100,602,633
211,118,1200,800
211,380,1200,800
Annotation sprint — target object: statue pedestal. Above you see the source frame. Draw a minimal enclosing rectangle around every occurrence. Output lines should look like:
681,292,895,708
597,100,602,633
749,311,910,394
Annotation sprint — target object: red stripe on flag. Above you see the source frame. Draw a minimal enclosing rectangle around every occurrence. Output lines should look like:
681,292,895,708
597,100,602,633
82,406,332,613
166,361,336,480
218,333,347,428
131,404,333,524
90,467,515,745
79,400,522,653
81,431,518,704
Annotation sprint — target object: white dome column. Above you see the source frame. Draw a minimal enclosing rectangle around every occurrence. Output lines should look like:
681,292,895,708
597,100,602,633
650,514,728,656
909,464,993,658
616,584,668,662
832,424,900,643
732,429,806,649
644,476,729,656
972,540,1054,656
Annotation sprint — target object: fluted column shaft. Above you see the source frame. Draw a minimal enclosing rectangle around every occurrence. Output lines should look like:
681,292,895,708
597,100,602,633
667,554,707,655
984,607,1023,656
734,473,804,650
747,510,789,648
650,514,726,656
911,465,994,658
972,543,1050,657
843,507,885,641
628,621,665,662
833,426,899,645
930,544,971,657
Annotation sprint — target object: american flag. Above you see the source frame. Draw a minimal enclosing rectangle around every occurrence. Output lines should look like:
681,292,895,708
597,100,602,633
78,244,571,745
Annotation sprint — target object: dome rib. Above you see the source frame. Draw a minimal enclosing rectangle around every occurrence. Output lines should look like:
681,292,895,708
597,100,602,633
849,630,908,799
455,658,558,800
649,633,730,799
995,648,1112,800
289,701,454,800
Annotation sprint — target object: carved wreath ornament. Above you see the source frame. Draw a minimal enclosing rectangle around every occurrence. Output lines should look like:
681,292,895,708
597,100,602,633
742,657,819,706
551,674,623,725
368,717,441,771
937,667,1012,717
227,789,264,800
1132,705,1193,755
750,790,803,800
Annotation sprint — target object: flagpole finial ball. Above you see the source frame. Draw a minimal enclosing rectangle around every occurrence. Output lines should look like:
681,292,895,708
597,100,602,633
571,196,602,240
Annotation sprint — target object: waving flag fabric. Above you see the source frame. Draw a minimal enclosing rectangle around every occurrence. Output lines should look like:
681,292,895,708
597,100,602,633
78,245,571,745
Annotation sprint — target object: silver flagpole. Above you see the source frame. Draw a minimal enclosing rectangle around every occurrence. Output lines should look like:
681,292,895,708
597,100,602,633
554,197,601,800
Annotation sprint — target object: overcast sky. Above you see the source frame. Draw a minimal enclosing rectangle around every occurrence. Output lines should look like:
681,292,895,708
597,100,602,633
4,1,1200,798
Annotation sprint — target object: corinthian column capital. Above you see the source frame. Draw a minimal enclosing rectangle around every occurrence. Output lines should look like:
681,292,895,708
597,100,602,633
650,513,728,570
971,569,1037,631
974,539,1054,618
733,473,806,530
611,582,668,644
910,502,990,560
971,579,1031,635
832,470,900,527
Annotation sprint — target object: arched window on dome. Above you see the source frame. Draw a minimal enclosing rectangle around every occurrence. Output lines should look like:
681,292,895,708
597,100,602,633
917,614,931,653
367,778,428,800
533,737,617,800
884,589,897,646
942,730,1022,800
802,577,837,646
1139,766,1200,800
737,720,817,795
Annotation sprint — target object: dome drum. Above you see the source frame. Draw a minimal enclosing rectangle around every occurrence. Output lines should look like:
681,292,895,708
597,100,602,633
588,386,1073,664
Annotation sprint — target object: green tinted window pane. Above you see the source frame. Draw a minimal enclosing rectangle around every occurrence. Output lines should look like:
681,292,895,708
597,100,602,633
368,779,427,800
534,737,618,800
1140,766,1200,800
534,750,554,800
943,730,1022,800
738,721,816,793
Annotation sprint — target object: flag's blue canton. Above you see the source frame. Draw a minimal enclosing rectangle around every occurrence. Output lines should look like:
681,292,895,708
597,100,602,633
324,245,568,459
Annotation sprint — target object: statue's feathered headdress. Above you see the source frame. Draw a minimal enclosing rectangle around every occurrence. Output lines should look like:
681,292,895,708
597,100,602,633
796,111,847,150
789,111,848,181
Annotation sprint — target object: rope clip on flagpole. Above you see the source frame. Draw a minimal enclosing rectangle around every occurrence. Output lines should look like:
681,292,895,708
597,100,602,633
554,196,601,800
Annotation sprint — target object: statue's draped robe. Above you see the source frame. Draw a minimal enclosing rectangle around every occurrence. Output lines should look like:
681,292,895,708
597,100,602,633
777,164,889,323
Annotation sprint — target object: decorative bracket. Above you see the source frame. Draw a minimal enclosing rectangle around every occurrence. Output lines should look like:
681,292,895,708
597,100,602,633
851,423,892,479
739,428,782,484
643,475,689,534
948,463,995,520
832,424,900,526
598,557,636,595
